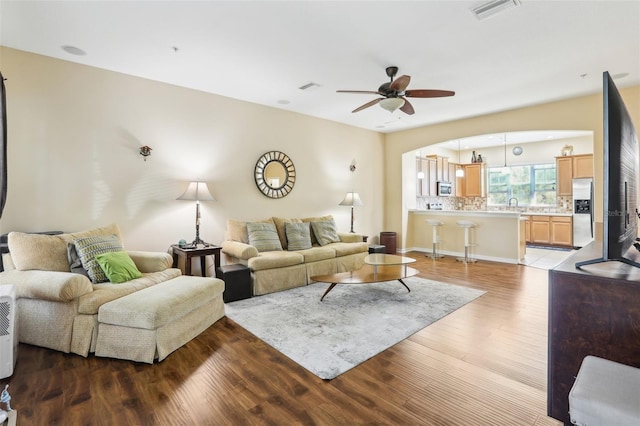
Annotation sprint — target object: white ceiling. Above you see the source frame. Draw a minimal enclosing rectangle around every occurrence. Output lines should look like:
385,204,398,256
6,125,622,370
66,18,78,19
1,0,639,141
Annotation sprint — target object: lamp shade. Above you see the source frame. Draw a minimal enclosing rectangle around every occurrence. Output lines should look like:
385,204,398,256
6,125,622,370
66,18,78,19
177,181,216,202
379,97,405,112
339,192,364,207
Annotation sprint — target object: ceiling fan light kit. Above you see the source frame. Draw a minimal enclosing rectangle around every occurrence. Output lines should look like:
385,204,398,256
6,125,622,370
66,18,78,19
379,97,405,112
337,66,454,115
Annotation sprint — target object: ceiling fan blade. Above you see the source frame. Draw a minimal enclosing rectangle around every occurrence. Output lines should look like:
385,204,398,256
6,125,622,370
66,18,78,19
337,90,382,95
405,89,455,98
399,98,415,115
389,75,411,92
352,98,383,113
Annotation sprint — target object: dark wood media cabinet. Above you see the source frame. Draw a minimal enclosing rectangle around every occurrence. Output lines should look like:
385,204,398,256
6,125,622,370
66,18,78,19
547,241,640,425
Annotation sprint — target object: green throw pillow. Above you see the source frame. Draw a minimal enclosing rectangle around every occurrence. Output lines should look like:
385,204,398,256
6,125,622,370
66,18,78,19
74,234,123,283
247,222,283,252
285,222,312,251
310,220,340,246
95,251,142,283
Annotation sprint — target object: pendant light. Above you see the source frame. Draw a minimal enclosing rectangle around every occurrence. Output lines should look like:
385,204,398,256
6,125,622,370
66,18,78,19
455,140,465,177
501,133,510,174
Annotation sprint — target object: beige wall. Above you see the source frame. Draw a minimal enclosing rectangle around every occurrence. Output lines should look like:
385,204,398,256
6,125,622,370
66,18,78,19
0,47,385,253
385,84,640,249
1,46,638,256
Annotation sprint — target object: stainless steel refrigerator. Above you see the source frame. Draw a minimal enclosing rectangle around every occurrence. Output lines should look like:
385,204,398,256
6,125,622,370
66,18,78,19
572,178,593,248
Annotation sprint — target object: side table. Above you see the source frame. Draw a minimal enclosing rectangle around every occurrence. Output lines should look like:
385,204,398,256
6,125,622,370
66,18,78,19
171,245,221,277
216,264,252,302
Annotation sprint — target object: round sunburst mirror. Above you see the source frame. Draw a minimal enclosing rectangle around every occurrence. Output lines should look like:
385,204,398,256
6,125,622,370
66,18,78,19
254,151,296,198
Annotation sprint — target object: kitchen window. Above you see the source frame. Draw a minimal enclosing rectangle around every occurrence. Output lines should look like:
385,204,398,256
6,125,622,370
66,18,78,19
487,163,556,206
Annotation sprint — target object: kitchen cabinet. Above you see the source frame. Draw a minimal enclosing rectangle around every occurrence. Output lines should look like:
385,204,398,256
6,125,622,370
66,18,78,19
522,216,531,242
448,163,458,196
531,215,551,244
427,155,450,182
556,154,593,195
416,157,437,196
551,216,572,246
462,163,485,197
529,215,573,247
572,154,593,178
556,157,573,196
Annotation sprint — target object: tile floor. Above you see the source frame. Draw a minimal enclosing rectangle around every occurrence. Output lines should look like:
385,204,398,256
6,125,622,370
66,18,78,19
520,246,576,270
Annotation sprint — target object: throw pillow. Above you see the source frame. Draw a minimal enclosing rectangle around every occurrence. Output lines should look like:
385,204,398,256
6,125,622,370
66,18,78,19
67,243,90,278
74,234,124,283
302,215,334,245
285,222,312,251
247,222,283,252
310,220,340,246
95,251,143,284
7,232,69,272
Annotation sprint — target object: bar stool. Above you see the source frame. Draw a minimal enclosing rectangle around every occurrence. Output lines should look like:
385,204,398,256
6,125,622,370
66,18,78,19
456,220,477,263
425,219,444,259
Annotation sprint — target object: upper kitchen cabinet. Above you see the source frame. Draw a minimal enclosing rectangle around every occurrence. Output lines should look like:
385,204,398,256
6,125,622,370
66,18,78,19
462,163,485,197
427,155,450,182
416,156,437,196
572,154,594,178
556,154,593,195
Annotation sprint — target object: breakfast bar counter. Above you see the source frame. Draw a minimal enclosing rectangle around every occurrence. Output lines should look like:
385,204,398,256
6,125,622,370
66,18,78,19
408,210,524,263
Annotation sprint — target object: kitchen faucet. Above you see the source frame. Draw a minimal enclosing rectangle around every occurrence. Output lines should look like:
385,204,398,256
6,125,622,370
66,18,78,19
508,197,519,208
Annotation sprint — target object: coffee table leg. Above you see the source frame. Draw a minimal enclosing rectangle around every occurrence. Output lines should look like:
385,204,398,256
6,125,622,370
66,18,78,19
397,279,411,293
320,283,338,301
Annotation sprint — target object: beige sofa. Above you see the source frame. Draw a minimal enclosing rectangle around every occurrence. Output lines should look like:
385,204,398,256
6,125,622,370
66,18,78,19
0,224,225,360
221,216,368,296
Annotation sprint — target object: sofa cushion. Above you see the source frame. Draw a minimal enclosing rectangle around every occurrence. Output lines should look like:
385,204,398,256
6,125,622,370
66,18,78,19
247,222,283,252
296,246,337,263
7,224,123,273
327,241,369,256
272,217,302,249
78,268,182,315
95,251,143,283
247,251,304,271
74,234,124,283
285,222,312,251
8,232,70,272
310,220,341,246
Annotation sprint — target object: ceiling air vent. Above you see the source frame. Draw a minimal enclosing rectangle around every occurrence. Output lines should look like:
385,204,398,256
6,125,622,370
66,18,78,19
298,82,320,91
471,0,521,20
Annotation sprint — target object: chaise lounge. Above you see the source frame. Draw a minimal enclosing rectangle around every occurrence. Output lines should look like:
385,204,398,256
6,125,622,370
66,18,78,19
0,224,225,362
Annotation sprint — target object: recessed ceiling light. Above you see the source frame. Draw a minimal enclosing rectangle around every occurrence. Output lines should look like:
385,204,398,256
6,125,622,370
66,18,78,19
62,45,86,56
277,99,290,105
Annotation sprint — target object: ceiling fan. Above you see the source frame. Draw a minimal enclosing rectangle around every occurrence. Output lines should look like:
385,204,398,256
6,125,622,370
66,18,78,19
337,66,455,115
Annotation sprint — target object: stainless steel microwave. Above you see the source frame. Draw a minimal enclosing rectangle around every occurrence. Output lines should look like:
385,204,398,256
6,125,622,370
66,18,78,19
437,181,452,196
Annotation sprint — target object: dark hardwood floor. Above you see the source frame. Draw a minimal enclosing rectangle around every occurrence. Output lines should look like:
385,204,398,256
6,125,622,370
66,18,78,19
3,253,562,425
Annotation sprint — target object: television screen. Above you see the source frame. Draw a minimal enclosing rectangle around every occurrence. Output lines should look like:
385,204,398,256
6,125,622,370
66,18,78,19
576,71,639,269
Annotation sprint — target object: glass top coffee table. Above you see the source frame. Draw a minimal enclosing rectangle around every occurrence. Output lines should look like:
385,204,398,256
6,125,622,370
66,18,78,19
311,254,418,301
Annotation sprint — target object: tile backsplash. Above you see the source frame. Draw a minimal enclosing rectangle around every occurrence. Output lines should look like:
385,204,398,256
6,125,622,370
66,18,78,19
416,195,575,213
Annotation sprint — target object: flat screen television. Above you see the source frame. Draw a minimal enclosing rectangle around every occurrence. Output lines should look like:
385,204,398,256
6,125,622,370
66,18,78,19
576,71,640,269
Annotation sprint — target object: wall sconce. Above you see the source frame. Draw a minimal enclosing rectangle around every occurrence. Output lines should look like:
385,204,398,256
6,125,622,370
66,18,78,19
139,145,152,161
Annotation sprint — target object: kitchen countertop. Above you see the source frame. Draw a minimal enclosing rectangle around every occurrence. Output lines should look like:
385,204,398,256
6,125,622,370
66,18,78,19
410,209,572,217
410,209,573,218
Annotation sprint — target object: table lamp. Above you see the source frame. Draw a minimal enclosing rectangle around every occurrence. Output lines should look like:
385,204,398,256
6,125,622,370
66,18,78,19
177,181,215,247
339,192,364,233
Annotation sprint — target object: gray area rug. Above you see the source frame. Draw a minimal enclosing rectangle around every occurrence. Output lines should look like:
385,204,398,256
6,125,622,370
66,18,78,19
225,277,485,379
